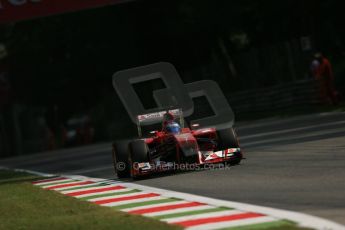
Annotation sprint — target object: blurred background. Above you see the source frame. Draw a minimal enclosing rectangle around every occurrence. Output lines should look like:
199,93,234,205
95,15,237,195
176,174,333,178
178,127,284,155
1,0,345,157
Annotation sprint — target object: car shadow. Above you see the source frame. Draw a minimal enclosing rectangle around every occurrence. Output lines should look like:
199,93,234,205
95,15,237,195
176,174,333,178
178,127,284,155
114,162,242,182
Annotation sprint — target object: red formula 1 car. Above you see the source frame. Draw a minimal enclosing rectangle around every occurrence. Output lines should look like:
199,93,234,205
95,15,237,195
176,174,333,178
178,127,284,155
112,109,243,179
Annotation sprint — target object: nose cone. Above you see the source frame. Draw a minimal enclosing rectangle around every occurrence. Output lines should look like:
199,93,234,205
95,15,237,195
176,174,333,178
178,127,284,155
174,133,198,157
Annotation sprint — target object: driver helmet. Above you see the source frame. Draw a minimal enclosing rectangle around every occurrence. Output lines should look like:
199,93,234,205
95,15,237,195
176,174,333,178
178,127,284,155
163,112,174,122
165,122,181,134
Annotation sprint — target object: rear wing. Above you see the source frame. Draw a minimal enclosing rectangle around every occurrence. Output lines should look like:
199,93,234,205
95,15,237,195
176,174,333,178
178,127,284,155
136,108,184,137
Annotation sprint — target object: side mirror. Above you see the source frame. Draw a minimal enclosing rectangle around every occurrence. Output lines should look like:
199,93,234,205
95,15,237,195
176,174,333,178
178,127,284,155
191,124,200,128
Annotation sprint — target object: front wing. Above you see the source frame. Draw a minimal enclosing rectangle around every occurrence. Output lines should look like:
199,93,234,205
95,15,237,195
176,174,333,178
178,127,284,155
131,148,242,177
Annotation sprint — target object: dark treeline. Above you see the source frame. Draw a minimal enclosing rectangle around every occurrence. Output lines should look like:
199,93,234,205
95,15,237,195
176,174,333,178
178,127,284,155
1,0,345,155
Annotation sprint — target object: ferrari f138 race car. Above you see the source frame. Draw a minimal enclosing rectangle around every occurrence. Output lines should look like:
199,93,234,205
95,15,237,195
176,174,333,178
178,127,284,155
112,109,243,178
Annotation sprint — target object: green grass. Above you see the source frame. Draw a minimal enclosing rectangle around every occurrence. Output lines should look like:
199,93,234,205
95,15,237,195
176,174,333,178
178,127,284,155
0,170,312,230
0,170,181,230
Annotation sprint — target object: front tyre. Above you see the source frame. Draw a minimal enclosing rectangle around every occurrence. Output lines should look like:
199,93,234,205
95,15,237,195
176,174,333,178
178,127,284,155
112,140,131,178
216,128,242,165
129,140,150,179
216,128,240,150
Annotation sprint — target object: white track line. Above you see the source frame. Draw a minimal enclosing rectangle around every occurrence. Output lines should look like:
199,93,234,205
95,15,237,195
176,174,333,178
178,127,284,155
240,120,345,140
236,111,345,130
59,184,117,193
122,200,190,212
102,196,167,207
147,205,216,217
163,210,244,223
7,168,345,230
88,191,152,202
242,126,345,148
43,180,91,190
185,216,278,230
12,168,55,177
34,178,72,186
40,180,80,188
70,188,134,198
55,181,109,191
150,205,217,217
115,180,345,230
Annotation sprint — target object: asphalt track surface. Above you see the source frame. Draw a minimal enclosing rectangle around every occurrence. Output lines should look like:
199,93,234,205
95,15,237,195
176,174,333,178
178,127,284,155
1,112,345,225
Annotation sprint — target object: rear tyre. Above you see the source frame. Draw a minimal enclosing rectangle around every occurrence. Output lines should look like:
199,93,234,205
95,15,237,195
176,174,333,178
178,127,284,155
112,140,131,178
216,128,242,165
